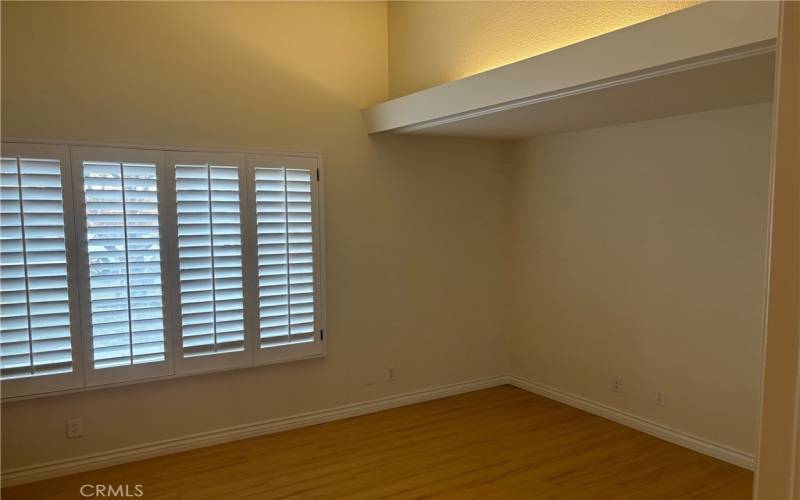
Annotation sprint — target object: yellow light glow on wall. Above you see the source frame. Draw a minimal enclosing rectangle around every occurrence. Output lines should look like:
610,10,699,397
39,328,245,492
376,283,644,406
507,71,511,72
388,1,703,97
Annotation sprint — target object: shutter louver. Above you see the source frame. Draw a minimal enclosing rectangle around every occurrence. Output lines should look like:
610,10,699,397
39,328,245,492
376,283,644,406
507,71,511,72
1,144,326,398
255,167,315,347
176,164,245,357
0,156,73,379
82,161,166,369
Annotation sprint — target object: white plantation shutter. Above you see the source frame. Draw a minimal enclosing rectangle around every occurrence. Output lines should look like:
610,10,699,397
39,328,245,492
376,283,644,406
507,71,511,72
83,161,166,368
255,168,315,345
72,147,172,385
249,153,323,362
0,144,81,397
0,158,71,376
172,156,246,362
2,142,326,399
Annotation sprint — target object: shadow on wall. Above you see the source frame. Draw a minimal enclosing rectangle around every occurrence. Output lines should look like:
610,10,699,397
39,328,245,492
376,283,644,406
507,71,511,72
0,1,385,149
0,1,513,472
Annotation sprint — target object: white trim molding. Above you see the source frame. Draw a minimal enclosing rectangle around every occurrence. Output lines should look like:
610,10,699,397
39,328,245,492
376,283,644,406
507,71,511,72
0,140,329,401
1,375,509,487
362,1,778,137
2,374,756,487
509,375,756,471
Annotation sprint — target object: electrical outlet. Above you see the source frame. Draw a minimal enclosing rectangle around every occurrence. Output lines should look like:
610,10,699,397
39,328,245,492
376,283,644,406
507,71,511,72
387,367,396,382
613,377,622,393
656,391,665,406
67,418,83,438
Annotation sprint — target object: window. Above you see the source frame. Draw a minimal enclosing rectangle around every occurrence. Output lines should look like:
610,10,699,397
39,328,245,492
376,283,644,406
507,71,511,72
249,154,324,364
0,144,82,397
167,152,249,373
0,142,326,398
72,147,172,386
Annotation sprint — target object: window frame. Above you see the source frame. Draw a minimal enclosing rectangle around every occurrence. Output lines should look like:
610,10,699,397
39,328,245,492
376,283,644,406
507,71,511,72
165,151,252,375
246,153,327,365
0,139,327,401
71,146,175,387
0,143,84,398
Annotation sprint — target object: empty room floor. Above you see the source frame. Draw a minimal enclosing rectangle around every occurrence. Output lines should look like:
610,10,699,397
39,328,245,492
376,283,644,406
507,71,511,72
2,386,752,499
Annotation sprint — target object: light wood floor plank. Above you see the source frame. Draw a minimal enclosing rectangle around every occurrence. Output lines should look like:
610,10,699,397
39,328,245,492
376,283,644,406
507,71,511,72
2,385,753,499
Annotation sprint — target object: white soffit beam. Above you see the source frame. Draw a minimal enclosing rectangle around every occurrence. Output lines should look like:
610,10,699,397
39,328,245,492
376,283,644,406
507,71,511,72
363,1,779,137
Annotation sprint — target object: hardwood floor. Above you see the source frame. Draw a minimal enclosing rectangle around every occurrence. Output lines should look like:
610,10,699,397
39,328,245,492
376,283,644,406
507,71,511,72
2,385,752,499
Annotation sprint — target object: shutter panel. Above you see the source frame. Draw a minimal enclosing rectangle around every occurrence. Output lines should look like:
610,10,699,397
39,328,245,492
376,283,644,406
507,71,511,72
0,156,73,379
175,163,245,357
82,161,166,369
255,166,316,347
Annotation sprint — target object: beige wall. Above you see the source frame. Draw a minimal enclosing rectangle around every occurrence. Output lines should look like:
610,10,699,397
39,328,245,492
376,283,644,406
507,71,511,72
0,2,510,470
507,103,773,454
387,0,699,97
0,0,777,478
755,1,800,498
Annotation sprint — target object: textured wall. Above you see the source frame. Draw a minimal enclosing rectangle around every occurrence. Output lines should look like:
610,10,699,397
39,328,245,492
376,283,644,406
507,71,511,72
1,1,509,470
508,103,773,455
0,0,774,477
388,1,700,97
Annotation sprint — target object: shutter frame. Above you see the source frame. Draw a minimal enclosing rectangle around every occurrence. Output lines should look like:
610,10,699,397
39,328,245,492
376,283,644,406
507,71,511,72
0,143,83,397
246,153,326,364
71,146,174,386
1,141,327,399
166,151,252,374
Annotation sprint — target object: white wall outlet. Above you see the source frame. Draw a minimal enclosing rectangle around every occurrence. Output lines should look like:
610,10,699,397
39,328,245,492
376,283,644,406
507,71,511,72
387,367,396,382
67,418,83,438
656,391,665,406
613,377,622,393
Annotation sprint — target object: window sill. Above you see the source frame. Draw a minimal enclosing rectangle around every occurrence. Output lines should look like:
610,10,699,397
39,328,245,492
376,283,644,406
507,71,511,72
0,349,326,403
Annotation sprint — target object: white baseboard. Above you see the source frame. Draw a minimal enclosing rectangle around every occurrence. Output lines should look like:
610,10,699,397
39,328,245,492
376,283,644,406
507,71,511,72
3,374,756,487
1,375,510,487
509,375,756,470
